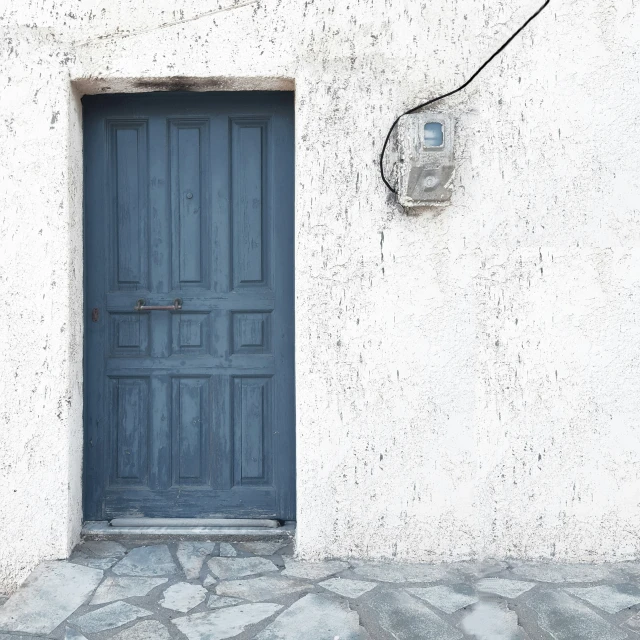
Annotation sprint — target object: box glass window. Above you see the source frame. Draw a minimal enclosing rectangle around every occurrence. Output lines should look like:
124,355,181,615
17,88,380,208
424,122,444,148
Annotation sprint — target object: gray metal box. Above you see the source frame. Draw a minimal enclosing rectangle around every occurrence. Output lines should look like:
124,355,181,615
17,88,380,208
397,112,454,207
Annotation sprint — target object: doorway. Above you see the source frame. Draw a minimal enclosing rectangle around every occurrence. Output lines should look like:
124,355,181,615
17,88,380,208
83,92,295,521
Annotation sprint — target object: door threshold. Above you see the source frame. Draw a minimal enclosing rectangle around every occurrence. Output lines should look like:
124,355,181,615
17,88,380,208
82,520,295,542
110,518,281,528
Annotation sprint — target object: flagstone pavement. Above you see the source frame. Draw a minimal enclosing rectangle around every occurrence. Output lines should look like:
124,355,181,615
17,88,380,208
2,540,640,639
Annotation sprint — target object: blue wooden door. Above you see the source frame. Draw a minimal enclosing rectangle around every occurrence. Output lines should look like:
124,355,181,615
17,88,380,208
83,92,295,521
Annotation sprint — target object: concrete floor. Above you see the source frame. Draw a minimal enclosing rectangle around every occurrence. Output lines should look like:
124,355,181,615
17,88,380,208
1,540,640,639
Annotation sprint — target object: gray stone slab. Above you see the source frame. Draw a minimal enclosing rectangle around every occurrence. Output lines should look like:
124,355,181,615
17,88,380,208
281,558,349,580
625,611,640,631
277,544,294,557
172,602,282,640
208,595,245,609
360,588,463,640
78,541,127,558
399,563,457,582
319,577,377,599
612,562,640,579
236,542,287,556
526,590,628,640
111,620,172,640
461,602,529,640
112,545,178,577
254,593,364,640
207,557,278,580
177,542,217,580
0,561,103,635
160,582,208,613
476,578,536,599
453,560,510,578
353,561,451,583
219,543,237,557
91,576,168,605
64,629,89,640
203,574,217,588
407,585,478,614
510,562,614,583
74,601,151,634
566,584,640,614
216,575,311,601
69,553,120,571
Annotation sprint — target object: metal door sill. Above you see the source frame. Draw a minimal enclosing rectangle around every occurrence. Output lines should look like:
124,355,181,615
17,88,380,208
82,520,296,542
111,518,281,528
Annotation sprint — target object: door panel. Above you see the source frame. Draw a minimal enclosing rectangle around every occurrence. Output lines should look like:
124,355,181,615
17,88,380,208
83,92,295,521
231,119,269,288
110,121,149,290
171,376,210,486
110,377,150,486
170,119,210,289
233,376,272,486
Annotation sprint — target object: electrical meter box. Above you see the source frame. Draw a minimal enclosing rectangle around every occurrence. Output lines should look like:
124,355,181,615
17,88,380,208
397,113,454,207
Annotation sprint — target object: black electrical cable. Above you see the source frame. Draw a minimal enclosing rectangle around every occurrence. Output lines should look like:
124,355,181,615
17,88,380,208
379,0,551,194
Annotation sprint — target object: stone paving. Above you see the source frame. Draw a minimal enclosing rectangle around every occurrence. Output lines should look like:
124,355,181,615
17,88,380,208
2,541,640,639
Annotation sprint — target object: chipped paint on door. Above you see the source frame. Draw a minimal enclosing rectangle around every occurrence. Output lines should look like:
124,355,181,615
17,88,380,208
83,92,295,520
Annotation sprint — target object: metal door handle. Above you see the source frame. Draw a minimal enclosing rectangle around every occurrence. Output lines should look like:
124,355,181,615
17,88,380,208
134,298,183,312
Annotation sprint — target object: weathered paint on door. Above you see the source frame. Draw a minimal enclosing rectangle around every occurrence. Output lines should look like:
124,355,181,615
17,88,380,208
83,92,295,521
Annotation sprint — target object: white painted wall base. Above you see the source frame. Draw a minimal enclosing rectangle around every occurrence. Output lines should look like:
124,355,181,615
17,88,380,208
1,0,640,593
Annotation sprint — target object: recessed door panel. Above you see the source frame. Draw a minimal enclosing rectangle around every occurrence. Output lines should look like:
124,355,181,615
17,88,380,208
172,376,210,487
109,121,149,291
231,119,269,289
170,119,210,289
233,376,272,486
109,377,149,487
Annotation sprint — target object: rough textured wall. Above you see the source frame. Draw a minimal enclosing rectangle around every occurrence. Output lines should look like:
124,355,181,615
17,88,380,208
1,0,640,592
0,28,84,592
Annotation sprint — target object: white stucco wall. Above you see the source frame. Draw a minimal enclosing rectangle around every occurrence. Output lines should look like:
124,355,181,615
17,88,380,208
1,0,640,593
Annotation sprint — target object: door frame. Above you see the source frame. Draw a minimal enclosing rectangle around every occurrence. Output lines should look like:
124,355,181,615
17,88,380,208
81,87,297,523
